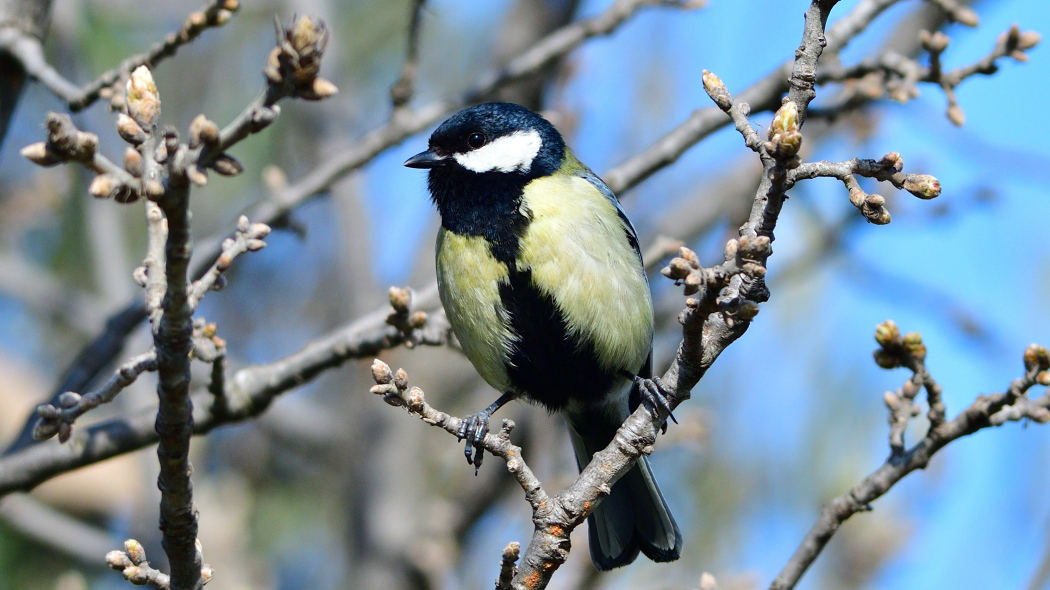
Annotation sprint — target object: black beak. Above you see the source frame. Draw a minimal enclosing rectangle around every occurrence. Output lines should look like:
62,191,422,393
404,149,447,169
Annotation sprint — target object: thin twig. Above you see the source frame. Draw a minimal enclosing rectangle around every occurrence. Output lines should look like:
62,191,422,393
769,337,1050,590
0,0,238,111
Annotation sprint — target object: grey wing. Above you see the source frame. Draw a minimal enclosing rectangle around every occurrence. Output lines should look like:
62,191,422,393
575,168,644,267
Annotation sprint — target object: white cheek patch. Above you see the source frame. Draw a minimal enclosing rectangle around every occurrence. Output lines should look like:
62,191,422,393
453,129,542,173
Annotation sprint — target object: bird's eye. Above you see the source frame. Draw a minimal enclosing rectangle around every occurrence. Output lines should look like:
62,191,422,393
467,132,487,149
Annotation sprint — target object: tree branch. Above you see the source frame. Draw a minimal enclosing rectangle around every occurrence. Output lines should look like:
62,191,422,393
769,333,1050,590
0,0,238,112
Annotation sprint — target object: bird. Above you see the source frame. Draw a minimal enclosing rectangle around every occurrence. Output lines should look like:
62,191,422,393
404,102,681,571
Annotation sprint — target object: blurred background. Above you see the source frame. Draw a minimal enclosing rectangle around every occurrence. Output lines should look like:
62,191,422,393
0,0,1047,588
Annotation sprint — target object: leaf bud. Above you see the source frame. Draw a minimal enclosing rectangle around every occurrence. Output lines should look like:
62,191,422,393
59,391,81,408
946,104,965,127
394,368,409,391
32,419,59,441
769,100,799,138
187,165,209,187
189,114,220,148
126,66,160,130
879,152,904,173
106,550,131,570
874,320,900,347
124,147,143,177
245,239,267,251
952,6,979,27
21,142,62,166
1017,30,1041,51
89,174,118,199
122,565,148,585
36,403,59,420
211,153,244,176
902,174,941,199
124,539,146,564
371,359,393,384
702,70,732,111
873,349,900,369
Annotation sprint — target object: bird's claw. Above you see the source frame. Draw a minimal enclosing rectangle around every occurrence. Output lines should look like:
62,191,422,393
635,376,678,430
457,411,491,474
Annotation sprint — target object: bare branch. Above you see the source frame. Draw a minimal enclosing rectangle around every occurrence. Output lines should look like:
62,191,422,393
769,332,1050,590
389,0,427,110
0,285,448,496
31,350,157,443
0,0,238,111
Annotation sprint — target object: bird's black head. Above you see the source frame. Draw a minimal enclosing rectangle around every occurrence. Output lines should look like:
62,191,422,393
404,102,565,179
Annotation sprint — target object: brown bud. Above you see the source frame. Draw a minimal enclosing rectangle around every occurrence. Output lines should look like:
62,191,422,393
124,147,143,177
388,286,411,312
58,422,72,443
89,174,118,199
920,30,950,53
879,152,904,173
187,165,209,187
736,301,760,320
126,66,160,130
223,0,239,10
106,550,131,570
372,359,393,384
702,70,732,111
883,391,902,410
59,391,81,408
408,311,427,329
115,113,147,145
188,11,206,27
211,153,244,176
394,368,409,391
902,174,942,199
1037,371,1050,386
1017,30,1041,51
189,114,220,148
946,103,965,127
32,419,60,441
36,403,59,420
144,181,164,200
122,565,148,585
21,142,62,166
299,77,339,100
952,6,979,27
249,223,271,239
874,349,900,369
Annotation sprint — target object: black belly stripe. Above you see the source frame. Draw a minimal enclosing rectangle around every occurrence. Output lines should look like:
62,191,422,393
499,266,615,412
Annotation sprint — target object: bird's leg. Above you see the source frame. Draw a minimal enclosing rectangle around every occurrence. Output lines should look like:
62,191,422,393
623,371,678,427
457,392,515,474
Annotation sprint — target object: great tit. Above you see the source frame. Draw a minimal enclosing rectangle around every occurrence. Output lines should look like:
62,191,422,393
404,102,681,570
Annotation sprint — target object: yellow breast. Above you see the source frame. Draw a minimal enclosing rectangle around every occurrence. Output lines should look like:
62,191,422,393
436,229,515,392
518,174,653,374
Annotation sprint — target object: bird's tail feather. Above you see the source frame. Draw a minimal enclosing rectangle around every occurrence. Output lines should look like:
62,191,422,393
566,405,682,570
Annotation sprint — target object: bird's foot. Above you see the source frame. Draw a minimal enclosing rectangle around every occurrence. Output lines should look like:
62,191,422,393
633,376,678,430
457,410,492,475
